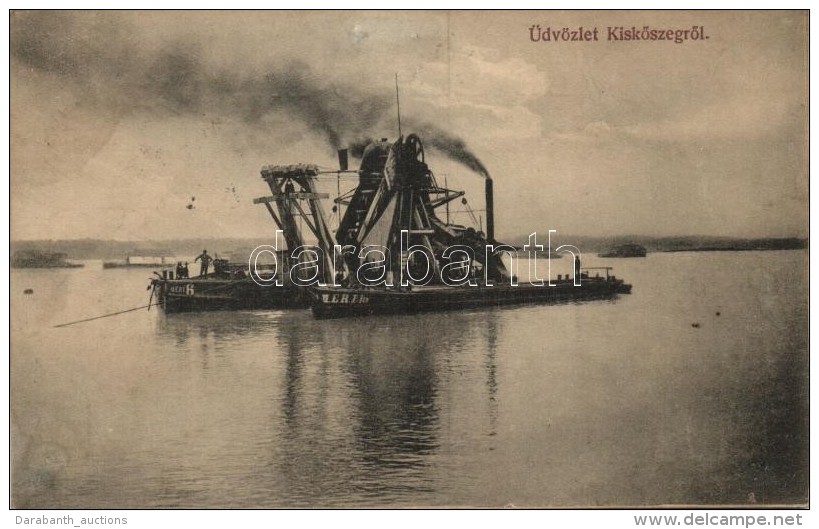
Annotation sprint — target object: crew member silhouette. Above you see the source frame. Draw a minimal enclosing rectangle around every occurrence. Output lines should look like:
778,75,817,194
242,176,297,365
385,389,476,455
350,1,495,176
195,250,213,277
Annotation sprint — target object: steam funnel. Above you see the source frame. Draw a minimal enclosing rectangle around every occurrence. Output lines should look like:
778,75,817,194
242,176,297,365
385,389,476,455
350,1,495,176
485,177,494,241
337,149,349,171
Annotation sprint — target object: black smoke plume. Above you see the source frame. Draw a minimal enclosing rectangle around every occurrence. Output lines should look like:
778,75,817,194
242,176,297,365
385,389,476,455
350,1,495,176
11,11,490,176
408,121,491,179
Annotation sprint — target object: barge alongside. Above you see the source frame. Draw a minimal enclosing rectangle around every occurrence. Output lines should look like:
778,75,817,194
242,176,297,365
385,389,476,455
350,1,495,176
151,275,309,312
148,162,335,313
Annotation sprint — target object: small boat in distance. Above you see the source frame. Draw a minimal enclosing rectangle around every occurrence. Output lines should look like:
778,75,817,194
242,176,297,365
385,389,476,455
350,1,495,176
103,254,175,269
11,250,84,269
599,243,647,258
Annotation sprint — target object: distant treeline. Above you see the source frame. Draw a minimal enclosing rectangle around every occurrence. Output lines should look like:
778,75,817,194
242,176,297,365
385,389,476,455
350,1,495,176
508,235,807,254
10,235,807,260
9,238,280,261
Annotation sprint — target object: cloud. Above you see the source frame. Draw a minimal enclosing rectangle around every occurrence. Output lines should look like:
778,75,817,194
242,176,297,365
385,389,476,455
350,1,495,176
11,11,505,180
410,45,548,104
548,95,798,146
397,45,547,142
623,97,799,142
9,11,808,240
10,12,396,150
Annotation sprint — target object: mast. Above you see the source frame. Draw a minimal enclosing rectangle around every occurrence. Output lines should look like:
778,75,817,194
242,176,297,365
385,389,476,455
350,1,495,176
395,73,402,137
445,175,450,224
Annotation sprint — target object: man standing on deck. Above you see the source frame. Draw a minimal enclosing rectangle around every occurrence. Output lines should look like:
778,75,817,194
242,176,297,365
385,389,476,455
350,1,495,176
195,250,213,277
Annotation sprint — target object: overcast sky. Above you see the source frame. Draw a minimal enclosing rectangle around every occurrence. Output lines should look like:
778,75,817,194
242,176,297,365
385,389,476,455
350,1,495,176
10,10,808,241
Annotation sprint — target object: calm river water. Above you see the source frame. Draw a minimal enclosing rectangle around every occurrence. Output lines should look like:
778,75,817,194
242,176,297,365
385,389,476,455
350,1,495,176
10,251,808,507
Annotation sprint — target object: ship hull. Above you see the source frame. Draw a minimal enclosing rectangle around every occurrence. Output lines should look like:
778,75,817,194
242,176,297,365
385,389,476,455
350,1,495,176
311,279,632,319
152,278,310,313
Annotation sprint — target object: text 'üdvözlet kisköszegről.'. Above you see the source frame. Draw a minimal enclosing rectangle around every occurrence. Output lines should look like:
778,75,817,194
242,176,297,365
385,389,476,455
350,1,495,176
528,25,708,44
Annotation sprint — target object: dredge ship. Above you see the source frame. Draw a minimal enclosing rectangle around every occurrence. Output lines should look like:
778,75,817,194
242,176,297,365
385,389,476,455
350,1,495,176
150,133,631,316
308,134,630,318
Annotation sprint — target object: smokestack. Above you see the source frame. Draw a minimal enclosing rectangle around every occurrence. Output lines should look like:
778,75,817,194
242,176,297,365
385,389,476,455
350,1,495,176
337,149,349,171
485,177,494,241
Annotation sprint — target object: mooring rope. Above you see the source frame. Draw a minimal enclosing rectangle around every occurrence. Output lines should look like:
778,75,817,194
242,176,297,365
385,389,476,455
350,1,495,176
53,303,158,328
53,277,258,328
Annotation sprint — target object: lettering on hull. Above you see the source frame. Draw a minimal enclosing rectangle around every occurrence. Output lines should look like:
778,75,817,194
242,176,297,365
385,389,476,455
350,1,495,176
169,284,195,296
320,293,370,304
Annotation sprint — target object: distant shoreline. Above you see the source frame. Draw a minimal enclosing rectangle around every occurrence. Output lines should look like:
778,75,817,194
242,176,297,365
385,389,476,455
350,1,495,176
9,236,807,261
661,247,807,253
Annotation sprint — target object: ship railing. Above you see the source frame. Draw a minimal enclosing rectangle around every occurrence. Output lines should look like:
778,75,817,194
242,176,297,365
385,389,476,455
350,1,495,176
580,266,614,280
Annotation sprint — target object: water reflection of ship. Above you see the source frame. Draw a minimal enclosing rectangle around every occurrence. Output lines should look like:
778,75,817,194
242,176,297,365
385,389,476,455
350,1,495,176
271,315,444,497
275,310,501,503
154,310,296,351
343,330,440,471
153,309,501,504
